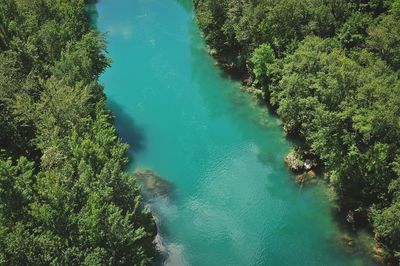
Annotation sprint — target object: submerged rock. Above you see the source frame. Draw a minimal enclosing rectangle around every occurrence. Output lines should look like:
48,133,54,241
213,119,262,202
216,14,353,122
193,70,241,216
372,246,386,264
372,254,385,264
307,170,317,178
295,174,306,184
373,246,385,256
241,85,264,100
295,170,318,185
134,169,174,198
286,148,320,185
285,149,304,172
342,233,355,247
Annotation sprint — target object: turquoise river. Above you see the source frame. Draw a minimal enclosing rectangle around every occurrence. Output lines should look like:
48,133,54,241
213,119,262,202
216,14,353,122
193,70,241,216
93,0,374,265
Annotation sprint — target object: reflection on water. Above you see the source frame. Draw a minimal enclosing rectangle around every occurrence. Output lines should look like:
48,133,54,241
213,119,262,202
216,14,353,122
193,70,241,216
108,100,146,153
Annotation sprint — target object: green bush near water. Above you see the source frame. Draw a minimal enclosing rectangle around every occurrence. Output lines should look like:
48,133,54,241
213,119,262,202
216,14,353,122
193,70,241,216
195,0,400,262
0,0,156,264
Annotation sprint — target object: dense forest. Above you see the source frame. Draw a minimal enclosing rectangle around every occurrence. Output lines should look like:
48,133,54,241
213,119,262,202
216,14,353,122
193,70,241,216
0,0,156,264
195,0,400,263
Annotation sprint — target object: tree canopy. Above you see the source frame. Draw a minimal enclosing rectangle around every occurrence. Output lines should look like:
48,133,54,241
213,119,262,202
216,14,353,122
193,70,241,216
0,0,156,264
196,0,400,262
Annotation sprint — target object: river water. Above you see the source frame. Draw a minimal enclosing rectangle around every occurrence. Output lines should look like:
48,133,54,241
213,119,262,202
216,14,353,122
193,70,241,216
94,0,373,265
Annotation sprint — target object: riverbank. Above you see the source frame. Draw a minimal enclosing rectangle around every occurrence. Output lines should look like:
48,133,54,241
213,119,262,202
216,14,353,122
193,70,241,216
193,1,400,264
201,26,385,264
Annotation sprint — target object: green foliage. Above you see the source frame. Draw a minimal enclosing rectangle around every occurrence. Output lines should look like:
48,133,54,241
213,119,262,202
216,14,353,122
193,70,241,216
367,11,400,68
338,12,373,49
0,156,34,224
251,43,274,86
196,0,400,260
0,0,156,265
195,0,357,70
392,0,400,15
372,202,400,259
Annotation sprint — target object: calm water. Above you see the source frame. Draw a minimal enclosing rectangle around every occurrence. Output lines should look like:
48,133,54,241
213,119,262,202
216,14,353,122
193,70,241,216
94,0,372,265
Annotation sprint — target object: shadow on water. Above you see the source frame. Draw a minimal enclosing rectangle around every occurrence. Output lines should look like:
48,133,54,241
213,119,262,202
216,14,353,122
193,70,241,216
86,2,99,27
107,99,146,154
105,101,179,264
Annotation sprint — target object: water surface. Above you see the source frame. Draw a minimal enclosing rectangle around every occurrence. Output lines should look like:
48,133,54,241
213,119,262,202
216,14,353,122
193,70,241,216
95,0,373,265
